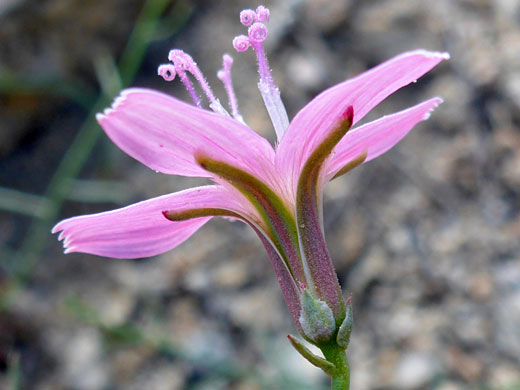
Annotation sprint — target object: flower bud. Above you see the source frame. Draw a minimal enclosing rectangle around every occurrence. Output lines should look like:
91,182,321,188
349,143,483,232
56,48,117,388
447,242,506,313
299,288,335,343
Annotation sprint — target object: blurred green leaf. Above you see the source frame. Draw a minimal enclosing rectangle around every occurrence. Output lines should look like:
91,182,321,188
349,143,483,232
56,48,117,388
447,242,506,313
64,295,100,324
0,70,96,109
154,0,194,40
7,353,22,390
101,323,145,348
118,0,173,86
65,179,133,205
0,187,52,219
94,53,123,99
9,0,176,283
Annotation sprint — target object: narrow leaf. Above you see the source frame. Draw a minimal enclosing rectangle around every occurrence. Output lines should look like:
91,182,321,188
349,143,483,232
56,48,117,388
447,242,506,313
287,335,337,376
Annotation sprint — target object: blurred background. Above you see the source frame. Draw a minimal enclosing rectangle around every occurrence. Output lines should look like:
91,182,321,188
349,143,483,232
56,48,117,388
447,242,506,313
1,0,519,389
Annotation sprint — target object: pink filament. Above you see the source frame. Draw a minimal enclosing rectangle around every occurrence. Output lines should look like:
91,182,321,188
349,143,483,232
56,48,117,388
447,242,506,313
156,52,201,107
232,9,289,139
177,68,202,107
217,54,244,122
168,49,227,115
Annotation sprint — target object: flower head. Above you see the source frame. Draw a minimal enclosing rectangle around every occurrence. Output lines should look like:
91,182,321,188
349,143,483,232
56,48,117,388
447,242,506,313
53,5,448,350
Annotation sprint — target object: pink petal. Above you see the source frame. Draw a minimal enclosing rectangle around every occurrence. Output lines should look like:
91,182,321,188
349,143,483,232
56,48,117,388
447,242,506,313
276,50,449,196
52,185,253,259
325,98,443,179
97,88,277,186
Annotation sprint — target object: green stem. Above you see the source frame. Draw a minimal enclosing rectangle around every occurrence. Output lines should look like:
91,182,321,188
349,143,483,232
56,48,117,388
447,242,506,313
320,343,350,390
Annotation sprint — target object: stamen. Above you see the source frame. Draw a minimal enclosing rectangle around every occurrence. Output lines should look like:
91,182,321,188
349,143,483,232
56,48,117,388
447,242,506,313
217,54,245,123
157,64,176,81
240,9,256,26
248,22,268,45
233,35,251,52
168,50,228,116
255,5,270,22
233,7,290,141
158,60,201,107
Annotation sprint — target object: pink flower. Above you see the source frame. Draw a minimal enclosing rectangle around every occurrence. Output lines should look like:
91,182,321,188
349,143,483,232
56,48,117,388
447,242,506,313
53,6,448,344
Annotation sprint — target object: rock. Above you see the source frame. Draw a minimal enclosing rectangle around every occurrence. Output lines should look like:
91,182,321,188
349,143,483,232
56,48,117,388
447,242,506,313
487,363,520,388
212,258,250,289
304,0,352,32
494,290,520,359
219,287,284,330
469,273,493,301
286,52,326,90
126,363,185,390
61,328,108,390
392,352,437,389
445,347,483,382
435,382,464,390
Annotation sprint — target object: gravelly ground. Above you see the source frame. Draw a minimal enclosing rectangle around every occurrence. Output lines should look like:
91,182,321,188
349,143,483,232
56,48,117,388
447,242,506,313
1,0,520,389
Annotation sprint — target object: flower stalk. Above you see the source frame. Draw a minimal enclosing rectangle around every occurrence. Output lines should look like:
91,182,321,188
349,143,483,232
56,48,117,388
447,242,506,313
321,342,350,390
